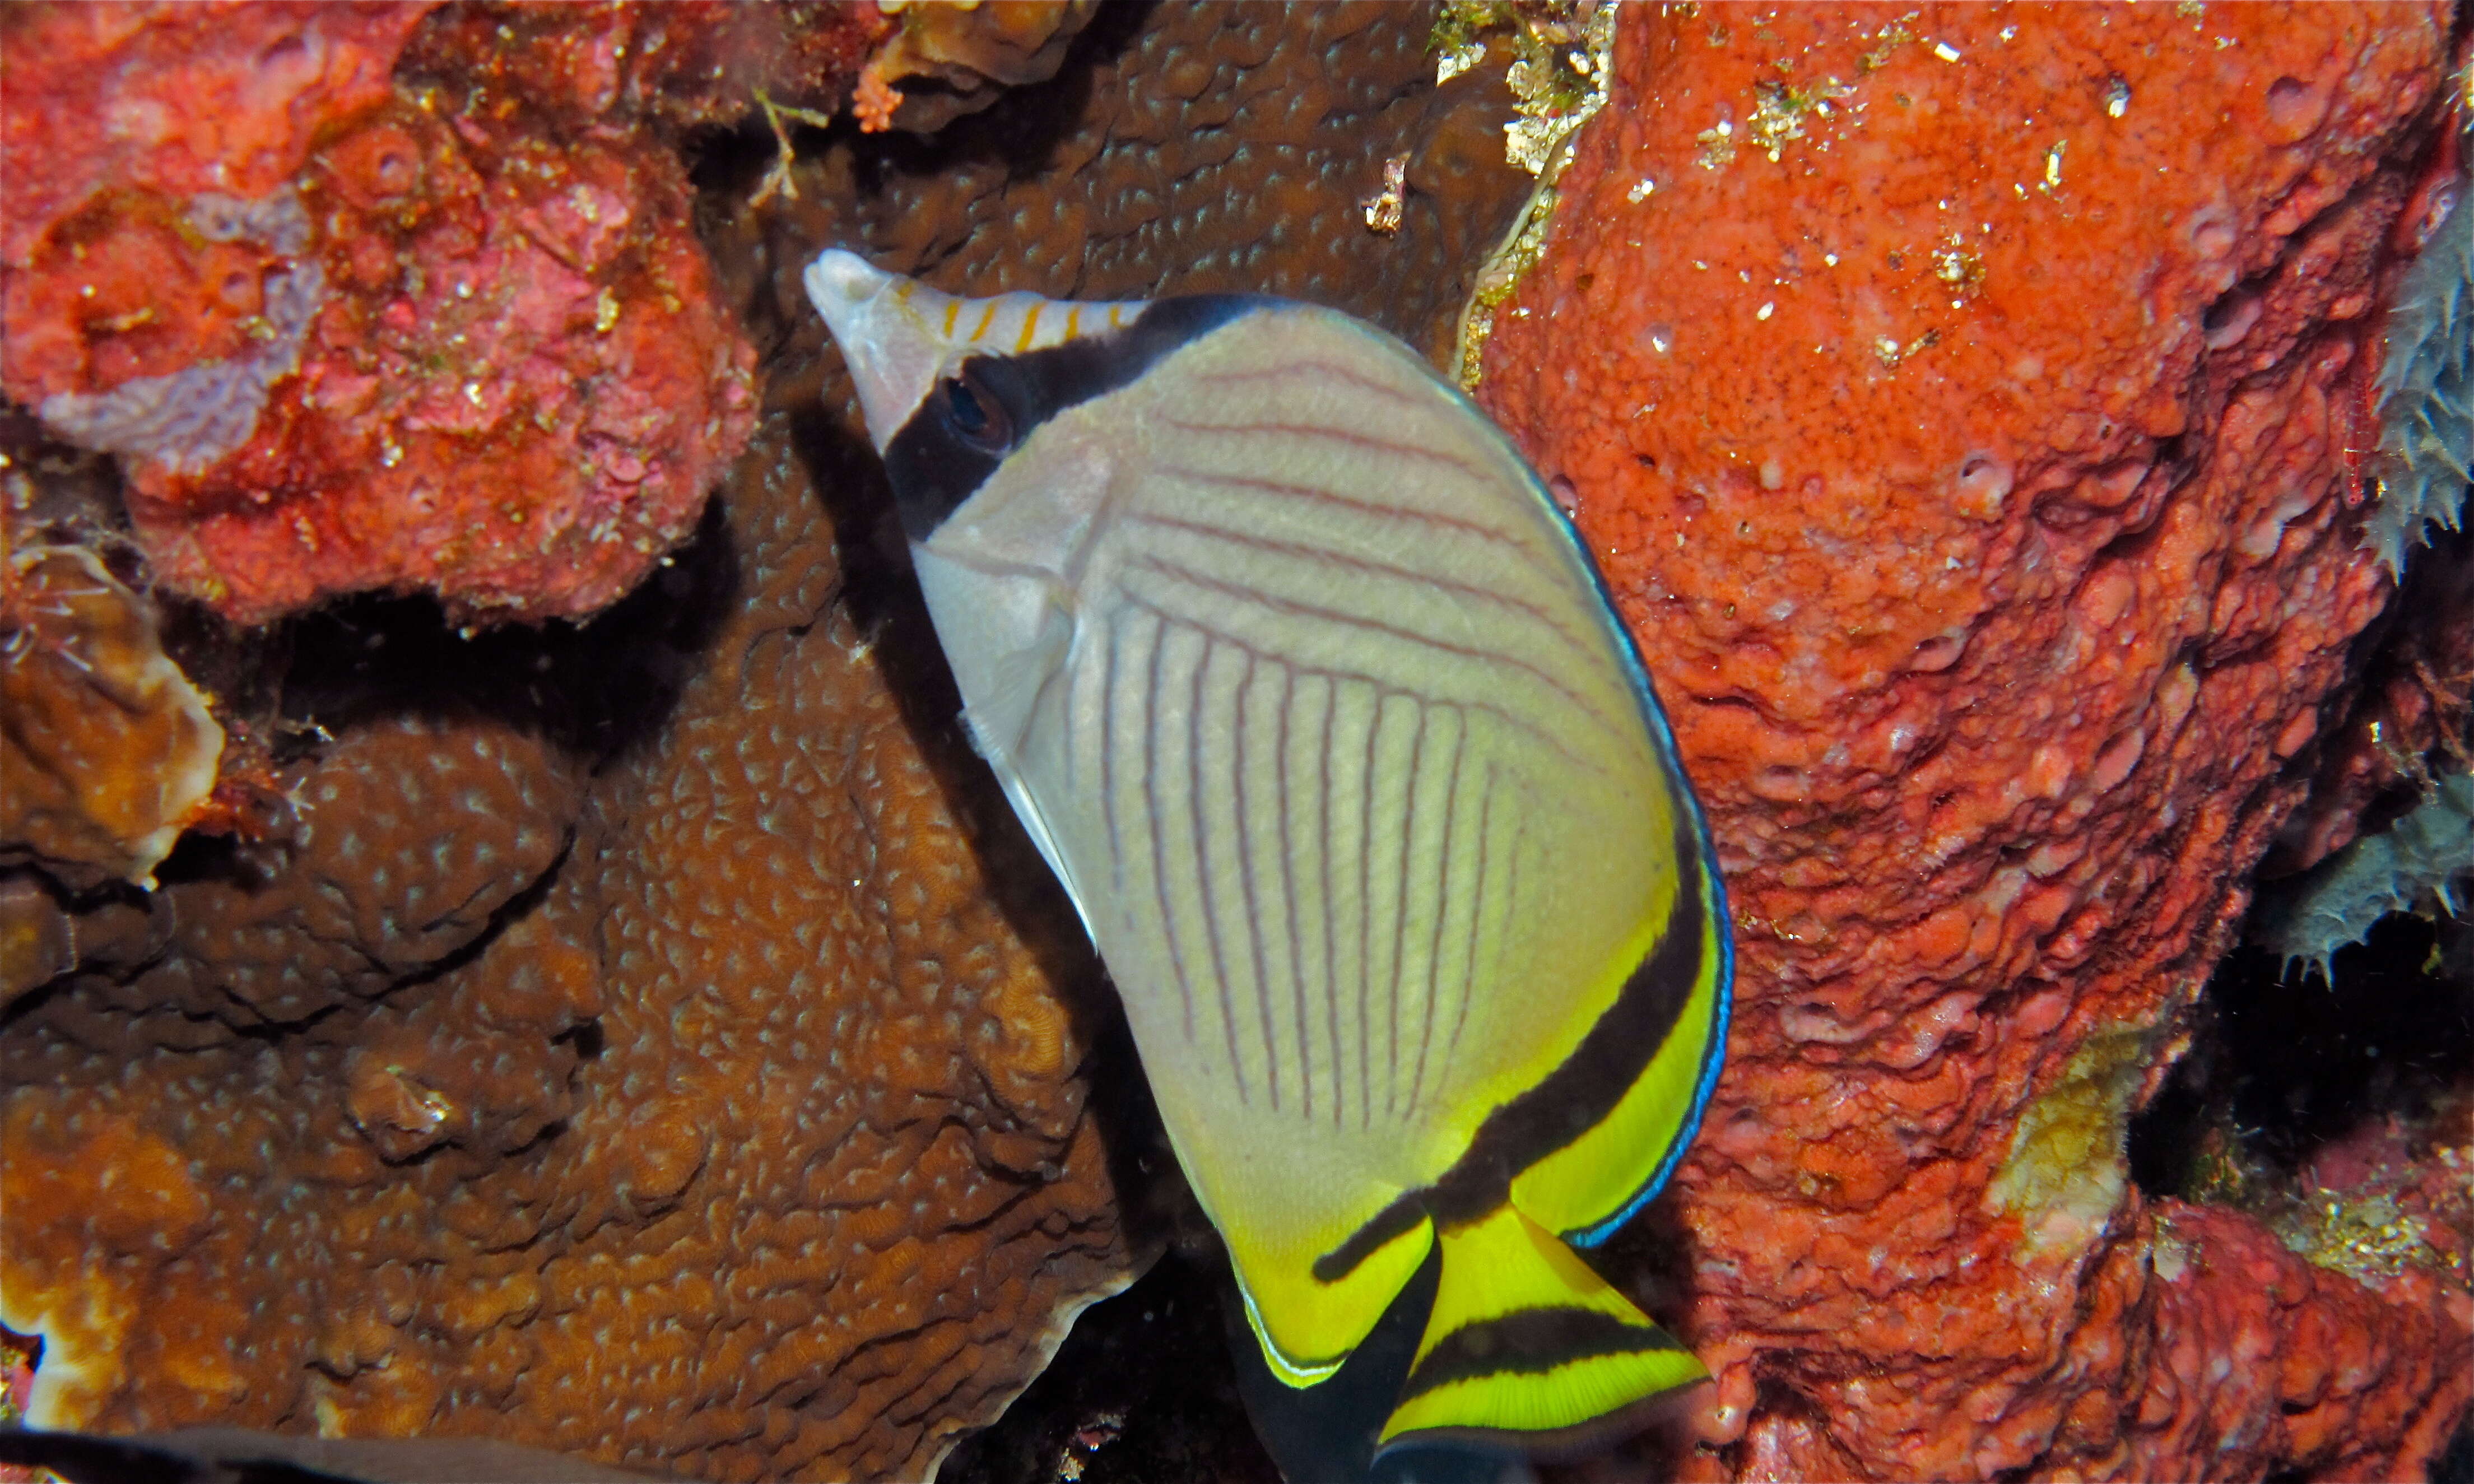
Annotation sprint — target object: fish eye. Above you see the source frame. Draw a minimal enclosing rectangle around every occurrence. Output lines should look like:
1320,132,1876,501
941,371,1013,453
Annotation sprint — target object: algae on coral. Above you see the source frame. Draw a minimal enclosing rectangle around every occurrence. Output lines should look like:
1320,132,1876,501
2256,770,2474,981
2366,150,2472,573
1987,1024,2175,1258
1445,0,1620,389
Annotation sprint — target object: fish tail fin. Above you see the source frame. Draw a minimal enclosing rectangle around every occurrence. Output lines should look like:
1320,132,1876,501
1376,1204,1704,1449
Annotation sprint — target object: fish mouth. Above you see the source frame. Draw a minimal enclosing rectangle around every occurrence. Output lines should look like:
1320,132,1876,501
804,248,948,454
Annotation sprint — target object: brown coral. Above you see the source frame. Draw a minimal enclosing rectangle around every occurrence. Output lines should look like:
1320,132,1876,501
0,545,223,887
857,1,1100,135
747,3,1536,370
0,430,1133,1479
136,713,582,1030
1475,3,2472,1479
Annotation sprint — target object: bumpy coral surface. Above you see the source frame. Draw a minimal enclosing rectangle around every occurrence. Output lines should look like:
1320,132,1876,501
396,1,889,133
0,431,1132,1481
0,2,437,271
1477,4,2472,1478
144,712,582,1031
746,2,1538,373
2270,529,2474,877
1,1,756,626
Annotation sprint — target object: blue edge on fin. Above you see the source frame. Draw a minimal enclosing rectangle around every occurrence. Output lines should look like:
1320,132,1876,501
1539,464,1737,1253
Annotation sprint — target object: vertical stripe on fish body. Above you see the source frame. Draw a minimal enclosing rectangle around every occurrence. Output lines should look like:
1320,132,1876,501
806,250,1733,1453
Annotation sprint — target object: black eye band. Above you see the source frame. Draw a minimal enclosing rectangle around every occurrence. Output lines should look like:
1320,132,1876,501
881,297,1270,543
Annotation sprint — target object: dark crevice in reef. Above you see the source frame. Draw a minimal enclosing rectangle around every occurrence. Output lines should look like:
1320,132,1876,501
273,495,742,767
2436,1405,2474,1484
2130,913,2474,1200
936,1245,1282,1484
2134,508,2474,1251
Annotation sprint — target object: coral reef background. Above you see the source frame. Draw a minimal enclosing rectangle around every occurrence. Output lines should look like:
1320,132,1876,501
1477,5,2473,1478
3,4,1533,1480
2,3,2469,1483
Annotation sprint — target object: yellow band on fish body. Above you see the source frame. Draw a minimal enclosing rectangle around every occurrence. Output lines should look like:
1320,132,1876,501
1513,869,1728,1242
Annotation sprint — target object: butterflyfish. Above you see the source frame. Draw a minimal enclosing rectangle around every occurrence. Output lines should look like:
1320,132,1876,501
804,249,1732,1458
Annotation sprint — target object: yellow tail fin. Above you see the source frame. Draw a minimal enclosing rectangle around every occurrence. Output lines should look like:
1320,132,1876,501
1377,1204,1704,1445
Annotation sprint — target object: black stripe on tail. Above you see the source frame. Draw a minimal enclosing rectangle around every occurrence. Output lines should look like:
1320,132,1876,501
1397,1306,1689,1403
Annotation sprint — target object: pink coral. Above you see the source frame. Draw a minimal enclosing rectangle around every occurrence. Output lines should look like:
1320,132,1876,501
0,1,756,626
1477,3,2472,1478
0,2,438,270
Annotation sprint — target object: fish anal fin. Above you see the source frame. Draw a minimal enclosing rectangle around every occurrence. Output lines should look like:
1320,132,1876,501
1233,1211,1435,1389
1377,1205,1704,1445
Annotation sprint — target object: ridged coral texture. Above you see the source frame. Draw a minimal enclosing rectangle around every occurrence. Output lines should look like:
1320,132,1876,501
0,546,225,887
1476,4,2472,1479
0,430,1136,1481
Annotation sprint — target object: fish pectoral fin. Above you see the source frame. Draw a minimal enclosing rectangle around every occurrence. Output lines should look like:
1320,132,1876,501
1376,1204,1705,1446
979,740,1100,941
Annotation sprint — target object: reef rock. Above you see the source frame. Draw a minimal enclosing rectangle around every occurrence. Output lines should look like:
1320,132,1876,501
0,0,756,627
1476,3,2473,1479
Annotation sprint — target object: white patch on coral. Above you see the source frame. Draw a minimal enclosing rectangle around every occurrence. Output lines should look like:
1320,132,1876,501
1985,1026,2165,1259
0,1284,129,1431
